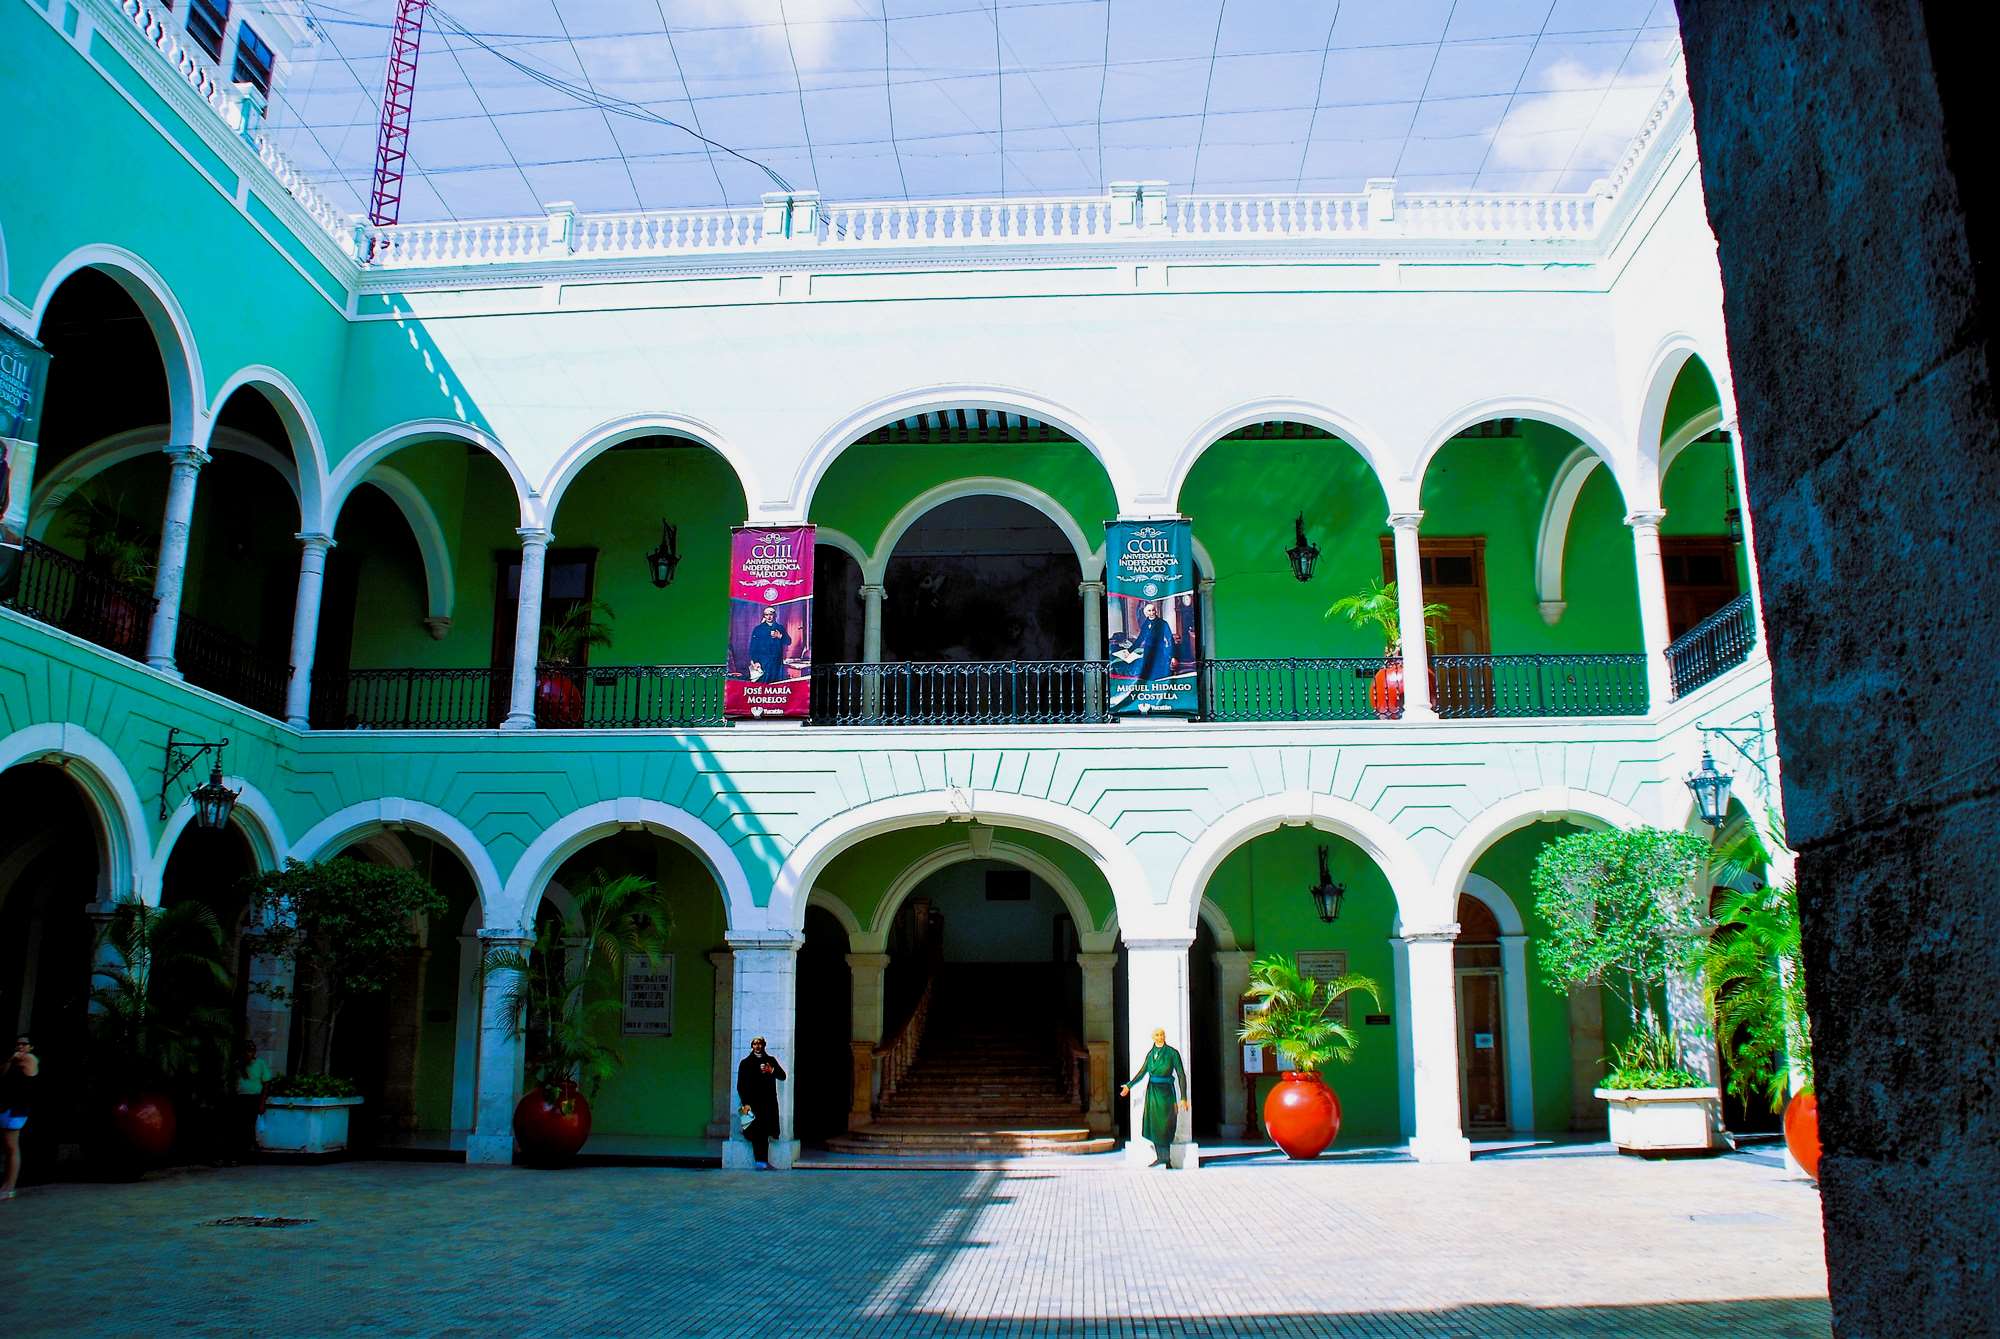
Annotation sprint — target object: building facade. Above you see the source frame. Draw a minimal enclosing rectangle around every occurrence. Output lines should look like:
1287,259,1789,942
1,0,1783,1168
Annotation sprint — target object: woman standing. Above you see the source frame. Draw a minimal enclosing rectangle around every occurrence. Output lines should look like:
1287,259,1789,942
1119,1027,1189,1168
0,1034,39,1200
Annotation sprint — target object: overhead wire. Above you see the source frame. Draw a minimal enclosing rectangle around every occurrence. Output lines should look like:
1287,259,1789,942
1188,0,1227,193
1466,0,1559,188
652,0,732,207
545,0,649,210
1293,1,1343,193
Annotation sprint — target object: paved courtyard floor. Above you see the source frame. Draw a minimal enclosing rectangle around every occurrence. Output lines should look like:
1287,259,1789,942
0,1147,1829,1336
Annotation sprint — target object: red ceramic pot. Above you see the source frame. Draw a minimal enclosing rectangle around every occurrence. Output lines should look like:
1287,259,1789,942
109,1091,177,1160
535,671,583,727
1783,1089,1820,1180
1263,1071,1341,1160
1368,660,1436,719
514,1082,592,1165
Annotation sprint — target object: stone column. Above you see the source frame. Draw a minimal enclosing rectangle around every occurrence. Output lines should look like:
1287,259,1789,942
1566,987,1607,1131
282,532,335,727
145,443,210,672
501,527,551,730
1196,576,1217,656
1386,511,1435,719
1078,950,1117,1133
722,937,801,1170
1497,933,1535,1133
84,900,122,1010
466,929,529,1165
1079,578,1106,716
1401,925,1472,1162
1625,508,1676,709
846,951,890,1126
1123,937,1199,1170
1212,949,1253,1138
705,949,734,1139
859,582,884,716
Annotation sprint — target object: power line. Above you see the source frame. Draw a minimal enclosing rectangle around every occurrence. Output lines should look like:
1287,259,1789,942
775,0,824,195
545,0,647,211
1293,1,1343,193
1467,1,1559,189
1188,0,1227,193
1391,0,1460,179
653,0,731,208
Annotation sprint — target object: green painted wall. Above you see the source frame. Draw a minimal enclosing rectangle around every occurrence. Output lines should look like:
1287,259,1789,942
413,872,479,1133
1201,827,1403,1144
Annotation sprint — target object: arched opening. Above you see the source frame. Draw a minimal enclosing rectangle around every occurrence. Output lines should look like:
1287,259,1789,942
884,496,1083,661
1195,825,1402,1148
793,905,852,1146
1420,418,1645,716
1656,358,1749,640
812,542,864,665
156,821,260,1161
1177,420,1390,718
315,439,530,729
801,824,1119,1157
0,762,104,1182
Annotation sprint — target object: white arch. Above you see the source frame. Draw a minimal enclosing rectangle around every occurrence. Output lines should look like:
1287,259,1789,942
1432,786,1648,929
327,419,535,531
1165,790,1430,934
1196,896,1239,951
772,791,1149,937
290,798,506,930
1412,396,1637,514
860,839,1108,948
26,425,299,541
149,776,289,892
1167,398,1397,513
1658,405,1727,486
788,386,1133,522
495,798,755,935
354,465,456,623
0,723,150,904
813,526,869,571
865,477,1103,583
1634,336,1724,494
32,245,204,446
803,885,864,945
538,411,761,526
204,365,331,531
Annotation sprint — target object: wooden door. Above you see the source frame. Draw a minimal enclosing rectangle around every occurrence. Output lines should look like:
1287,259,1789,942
1661,536,1741,640
1456,968,1508,1129
1385,537,1491,712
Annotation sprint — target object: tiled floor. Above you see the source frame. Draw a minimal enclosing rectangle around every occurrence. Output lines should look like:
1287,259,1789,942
0,1147,1830,1336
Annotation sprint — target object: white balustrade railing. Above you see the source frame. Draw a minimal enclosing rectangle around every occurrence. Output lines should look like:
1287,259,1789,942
818,197,1115,245
572,208,763,256
364,217,551,266
1399,193,1599,237
1168,195,1369,237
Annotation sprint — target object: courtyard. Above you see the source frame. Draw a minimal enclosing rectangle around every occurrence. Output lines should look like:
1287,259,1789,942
0,1148,1829,1337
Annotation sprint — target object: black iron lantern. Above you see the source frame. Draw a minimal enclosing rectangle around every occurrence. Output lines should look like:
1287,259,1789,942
645,519,681,588
190,761,241,831
1308,844,1345,923
1685,747,1732,827
1723,469,1744,544
1286,514,1321,583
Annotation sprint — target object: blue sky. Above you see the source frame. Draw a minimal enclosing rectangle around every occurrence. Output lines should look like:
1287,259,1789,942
254,0,1683,223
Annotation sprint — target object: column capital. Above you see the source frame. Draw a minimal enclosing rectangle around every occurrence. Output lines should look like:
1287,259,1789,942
858,582,885,599
1623,508,1667,530
706,947,735,967
515,525,554,547
1196,575,1215,593
294,531,336,554
422,616,452,640
1077,577,1107,594
1122,935,1195,952
725,933,802,954
477,928,532,946
1211,948,1255,968
844,951,891,971
1387,510,1424,531
163,442,211,471
1399,923,1460,944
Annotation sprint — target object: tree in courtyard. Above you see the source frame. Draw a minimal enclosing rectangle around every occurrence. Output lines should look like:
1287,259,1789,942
241,858,446,1077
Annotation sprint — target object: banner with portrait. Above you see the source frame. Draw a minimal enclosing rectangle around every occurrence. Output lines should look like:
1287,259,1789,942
1105,518,1200,715
724,524,814,718
0,325,50,601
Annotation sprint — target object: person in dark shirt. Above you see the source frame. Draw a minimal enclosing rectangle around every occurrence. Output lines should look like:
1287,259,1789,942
1,1034,39,1200
735,1035,787,1168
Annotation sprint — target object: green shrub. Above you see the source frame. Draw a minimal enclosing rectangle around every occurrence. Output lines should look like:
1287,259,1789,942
267,1074,359,1099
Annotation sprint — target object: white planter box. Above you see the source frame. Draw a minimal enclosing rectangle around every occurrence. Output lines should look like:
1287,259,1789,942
260,1096,365,1154
1594,1086,1721,1154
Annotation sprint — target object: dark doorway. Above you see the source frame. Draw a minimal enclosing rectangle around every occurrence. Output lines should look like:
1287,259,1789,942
884,497,1082,661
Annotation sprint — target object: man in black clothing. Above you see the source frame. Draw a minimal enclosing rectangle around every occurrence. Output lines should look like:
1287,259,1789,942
736,1035,787,1168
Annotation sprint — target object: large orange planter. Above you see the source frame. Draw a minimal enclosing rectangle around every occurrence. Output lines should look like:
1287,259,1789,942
1263,1071,1341,1160
1369,660,1437,719
1783,1090,1820,1180
535,672,583,727
515,1082,592,1166
108,1091,177,1160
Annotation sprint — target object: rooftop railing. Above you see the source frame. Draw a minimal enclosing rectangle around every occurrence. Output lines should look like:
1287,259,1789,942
1665,593,1758,699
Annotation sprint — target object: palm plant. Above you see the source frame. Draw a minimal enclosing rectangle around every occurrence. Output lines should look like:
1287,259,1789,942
1325,578,1448,650
63,488,158,585
539,599,615,666
88,898,235,1089
1703,822,1811,1111
1237,953,1381,1072
483,870,672,1110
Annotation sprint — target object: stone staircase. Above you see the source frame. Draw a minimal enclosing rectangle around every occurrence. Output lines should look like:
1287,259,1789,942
824,977,1113,1159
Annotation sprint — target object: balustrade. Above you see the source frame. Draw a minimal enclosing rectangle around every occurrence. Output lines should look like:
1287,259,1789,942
312,668,499,730
812,661,1104,726
1665,593,1758,699
1201,657,1387,721
174,612,288,717
0,538,154,660
1430,653,1649,719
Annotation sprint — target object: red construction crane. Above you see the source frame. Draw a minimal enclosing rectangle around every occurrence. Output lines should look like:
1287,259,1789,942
367,0,430,227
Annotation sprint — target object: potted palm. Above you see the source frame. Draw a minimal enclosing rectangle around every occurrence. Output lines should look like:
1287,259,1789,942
1237,953,1381,1159
62,489,156,656
1325,578,1447,717
536,599,613,727
87,899,234,1166
482,870,672,1166
1703,823,1816,1176
1531,825,1720,1153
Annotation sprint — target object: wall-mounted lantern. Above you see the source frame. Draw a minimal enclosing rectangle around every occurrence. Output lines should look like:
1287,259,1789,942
1685,748,1733,827
160,727,241,829
1286,515,1321,583
1723,470,1744,544
645,520,681,588
1308,844,1345,923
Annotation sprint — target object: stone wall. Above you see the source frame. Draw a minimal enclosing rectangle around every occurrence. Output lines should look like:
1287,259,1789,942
1678,2,1999,1330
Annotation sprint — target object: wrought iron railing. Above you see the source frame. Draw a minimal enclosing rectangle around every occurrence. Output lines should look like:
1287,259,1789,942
811,661,1106,726
314,668,499,730
176,612,289,717
1666,593,1758,700
536,664,726,728
0,538,154,660
1431,653,1649,719
1202,657,1390,721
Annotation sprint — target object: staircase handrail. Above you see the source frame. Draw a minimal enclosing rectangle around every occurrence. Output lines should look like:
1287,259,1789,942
870,915,945,1106
1052,1023,1090,1106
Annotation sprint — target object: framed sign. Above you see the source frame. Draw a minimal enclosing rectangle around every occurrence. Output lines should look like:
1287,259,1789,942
1295,949,1351,1025
621,953,675,1037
